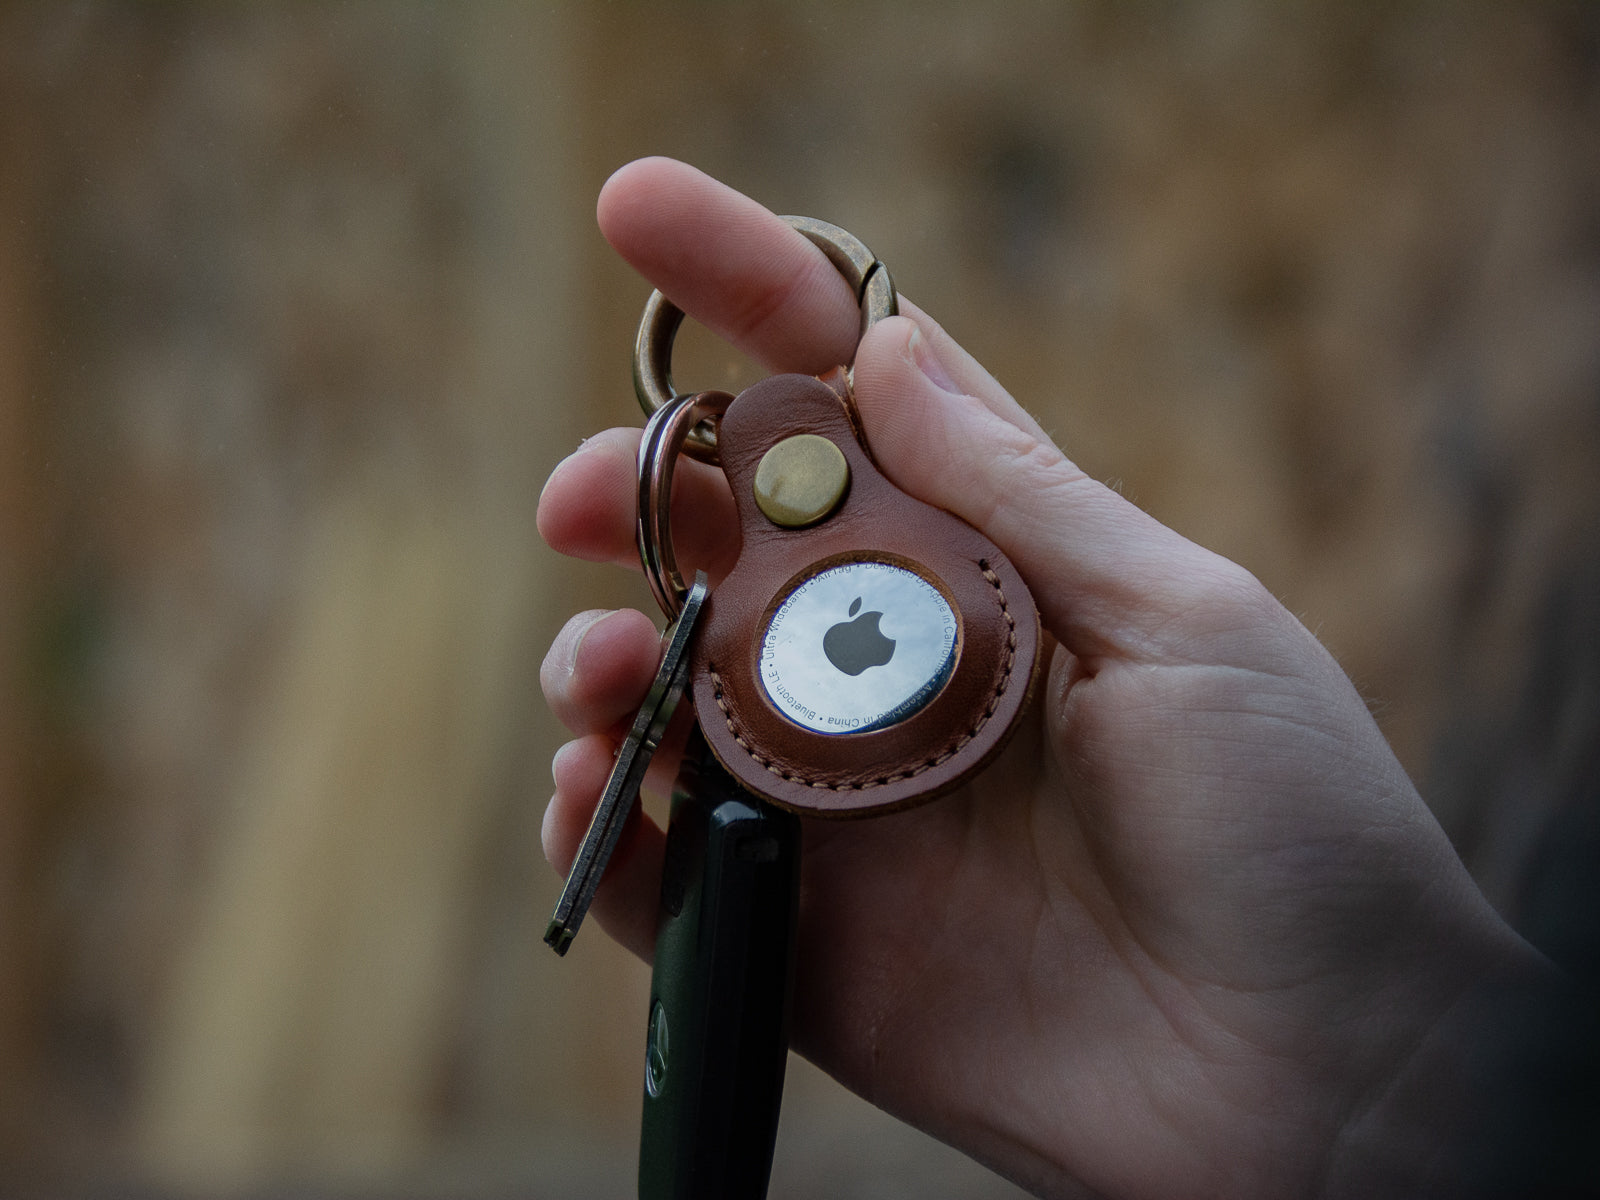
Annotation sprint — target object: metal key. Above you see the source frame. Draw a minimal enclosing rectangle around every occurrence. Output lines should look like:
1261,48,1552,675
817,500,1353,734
543,570,709,955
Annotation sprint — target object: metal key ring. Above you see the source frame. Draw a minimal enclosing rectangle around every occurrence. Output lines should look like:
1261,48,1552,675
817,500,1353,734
637,389,734,618
632,215,897,464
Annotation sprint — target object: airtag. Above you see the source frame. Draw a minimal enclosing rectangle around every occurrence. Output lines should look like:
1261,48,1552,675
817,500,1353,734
758,561,959,734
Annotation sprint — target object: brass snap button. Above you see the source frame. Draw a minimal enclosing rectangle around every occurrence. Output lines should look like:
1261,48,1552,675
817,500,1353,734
753,434,850,528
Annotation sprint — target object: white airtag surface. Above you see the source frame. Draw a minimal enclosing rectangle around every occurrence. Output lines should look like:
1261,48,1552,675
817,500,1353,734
758,561,959,734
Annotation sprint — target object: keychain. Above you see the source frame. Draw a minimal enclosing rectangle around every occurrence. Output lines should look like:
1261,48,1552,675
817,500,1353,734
546,217,1040,1199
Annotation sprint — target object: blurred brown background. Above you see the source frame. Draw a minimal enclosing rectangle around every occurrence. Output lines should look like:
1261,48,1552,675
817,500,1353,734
2,3,1597,1197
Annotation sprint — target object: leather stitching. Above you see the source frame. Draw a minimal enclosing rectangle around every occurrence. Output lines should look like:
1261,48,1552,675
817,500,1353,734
708,561,1018,791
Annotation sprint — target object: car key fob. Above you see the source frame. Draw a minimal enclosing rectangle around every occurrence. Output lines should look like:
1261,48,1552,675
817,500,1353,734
638,731,800,1200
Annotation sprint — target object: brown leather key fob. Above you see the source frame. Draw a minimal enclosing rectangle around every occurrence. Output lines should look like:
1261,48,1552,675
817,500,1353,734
688,370,1040,816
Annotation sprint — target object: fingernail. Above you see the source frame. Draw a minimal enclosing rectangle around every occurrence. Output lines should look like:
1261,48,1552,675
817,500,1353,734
558,609,612,680
556,436,604,471
540,440,601,510
551,738,582,787
909,327,961,394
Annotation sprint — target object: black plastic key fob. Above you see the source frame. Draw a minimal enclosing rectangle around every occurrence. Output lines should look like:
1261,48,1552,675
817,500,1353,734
638,734,801,1200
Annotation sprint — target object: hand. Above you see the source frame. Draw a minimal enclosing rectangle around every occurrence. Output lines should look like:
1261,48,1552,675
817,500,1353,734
538,158,1556,1199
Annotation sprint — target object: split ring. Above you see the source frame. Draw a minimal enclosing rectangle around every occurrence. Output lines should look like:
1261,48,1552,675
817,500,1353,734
636,389,734,617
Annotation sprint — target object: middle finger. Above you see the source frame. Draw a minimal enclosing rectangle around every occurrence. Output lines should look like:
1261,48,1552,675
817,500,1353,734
537,426,741,583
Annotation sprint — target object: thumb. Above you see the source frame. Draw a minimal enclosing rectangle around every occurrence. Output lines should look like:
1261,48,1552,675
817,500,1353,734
850,316,1251,660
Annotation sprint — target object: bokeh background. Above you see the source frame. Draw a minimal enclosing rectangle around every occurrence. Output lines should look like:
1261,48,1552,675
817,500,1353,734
2,3,1598,1197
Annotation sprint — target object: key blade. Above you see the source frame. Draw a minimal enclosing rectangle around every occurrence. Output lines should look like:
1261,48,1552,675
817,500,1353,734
545,663,686,955
543,655,689,956
545,573,708,955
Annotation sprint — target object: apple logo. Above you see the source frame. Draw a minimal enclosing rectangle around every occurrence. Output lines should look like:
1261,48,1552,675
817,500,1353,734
823,597,897,676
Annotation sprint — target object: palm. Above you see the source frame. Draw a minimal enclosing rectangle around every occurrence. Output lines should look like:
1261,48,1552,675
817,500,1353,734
789,612,1493,1195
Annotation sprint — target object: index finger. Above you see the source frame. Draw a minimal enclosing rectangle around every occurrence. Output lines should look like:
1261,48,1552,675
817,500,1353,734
597,157,862,375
